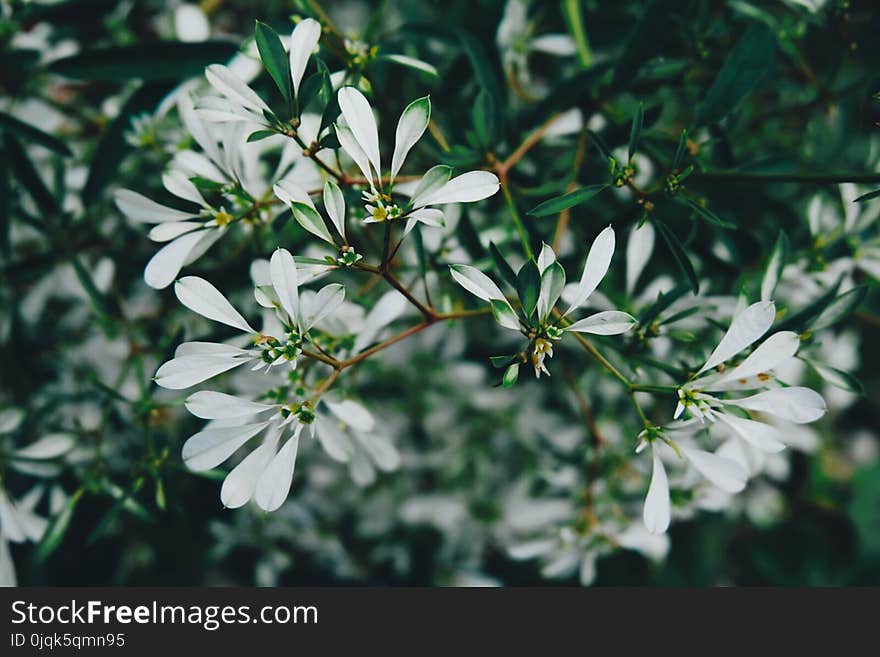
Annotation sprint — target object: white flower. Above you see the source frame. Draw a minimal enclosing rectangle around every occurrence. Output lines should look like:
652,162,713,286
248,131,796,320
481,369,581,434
0,410,73,585
639,435,748,535
154,248,345,389
332,86,499,231
450,226,637,378
313,399,401,486
674,300,827,452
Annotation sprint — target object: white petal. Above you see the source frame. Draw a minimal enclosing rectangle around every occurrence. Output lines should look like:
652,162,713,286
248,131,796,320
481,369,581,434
537,242,556,273
289,18,321,98
185,391,274,420
449,264,505,301
564,226,615,315
407,207,445,228
530,34,577,56
325,399,375,431
718,414,786,453
175,341,249,357
154,354,248,389
273,179,316,210
302,283,345,330
205,64,269,114
114,189,195,223
681,446,748,493
337,86,381,178
725,387,826,424
175,276,255,333
643,451,670,534
697,301,775,374
353,431,400,471
409,165,452,208
182,422,268,471
314,417,353,462
334,123,375,185
144,230,210,289
148,221,203,242
220,427,280,508
323,180,346,239
0,490,26,543
269,248,300,328
418,171,499,206
255,428,302,511
352,291,409,353
626,222,654,293
390,96,430,182
163,170,207,207
381,54,438,76
716,331,799,384
565,310,636,335
537,261,565,321
13,434,74,460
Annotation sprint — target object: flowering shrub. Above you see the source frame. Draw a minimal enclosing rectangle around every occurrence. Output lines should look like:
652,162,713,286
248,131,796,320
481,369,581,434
1,0,878,586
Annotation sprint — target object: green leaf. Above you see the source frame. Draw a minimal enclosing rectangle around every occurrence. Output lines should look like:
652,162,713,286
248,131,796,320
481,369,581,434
654,221,699,294
48,40,239,81
4,135,59,216
83,82,174,205
458,31,504,129
490,354,518,368
34,488,84,564
775,278,841,333
854,188,880,203
811,285,868,332
472,88,496,148
805,360,863,394
0,111,72,156
562,0,592,68
527,184,608,217
680,197,736,228
695,24,777,126
638,283,691,326
255,21,293,107
247,129,278,142
628,102,644,161
673,129,688,169
516,260,541,320
502,363,520,387
489,242,518,290
290,201,335,245
612,0,674,88
71,256,113,321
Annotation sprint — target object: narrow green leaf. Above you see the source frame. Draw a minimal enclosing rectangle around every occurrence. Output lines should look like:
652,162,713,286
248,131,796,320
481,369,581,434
638,283,691,326
775,278,841,332
528,184,608,217
673,129,688,169
34,488,84,564
806,360,863,395
681,197,736,229
628,102,644,161
473,88,496,148
490,354,518,368
489,242,518,290
695,24,777,125
49,41,239,81
760,230,789,301
811,285,868,332
4,135,59,216
562,0,592,68
0,111,72,156
247,129,278,142
516,260,541,319
654,221,699,294
255,21,293,106
854,188,880,203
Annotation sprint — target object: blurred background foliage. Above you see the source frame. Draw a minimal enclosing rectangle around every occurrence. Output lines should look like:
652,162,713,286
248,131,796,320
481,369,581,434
1,0,879,585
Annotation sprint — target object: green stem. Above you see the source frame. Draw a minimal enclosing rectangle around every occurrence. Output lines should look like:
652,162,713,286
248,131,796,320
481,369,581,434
562,0,592,68
500,178,534,260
